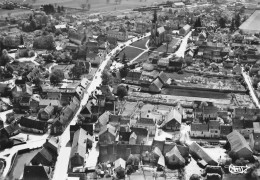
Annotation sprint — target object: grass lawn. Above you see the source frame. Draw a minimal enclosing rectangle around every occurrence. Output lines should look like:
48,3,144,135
116,46,144,61
131,37,149,49
134,52,149,63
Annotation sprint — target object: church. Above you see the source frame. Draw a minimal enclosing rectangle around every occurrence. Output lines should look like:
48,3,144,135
149,10,166,48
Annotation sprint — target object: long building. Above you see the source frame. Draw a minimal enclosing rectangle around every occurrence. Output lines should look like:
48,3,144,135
239,10,260,33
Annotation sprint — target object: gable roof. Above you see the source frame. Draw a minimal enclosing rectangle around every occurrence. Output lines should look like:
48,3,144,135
39,100,61,107
99,124,117,137
98,111,111,126
189,142,217,165
227,130,252,153
151,78,163,90
31,148,54,166
23,165,50,180
43,105,54,116
114,158,126,170
71,128,87,159
191,123,209,132
3,122,20,136
20,117,48,131
166,145,185,164
158,72,170,84
162,109,182,127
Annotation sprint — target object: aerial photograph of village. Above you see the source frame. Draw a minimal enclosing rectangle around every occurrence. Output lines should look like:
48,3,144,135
1,0,260,179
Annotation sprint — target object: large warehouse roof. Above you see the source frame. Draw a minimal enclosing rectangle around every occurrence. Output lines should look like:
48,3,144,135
239,10,260,33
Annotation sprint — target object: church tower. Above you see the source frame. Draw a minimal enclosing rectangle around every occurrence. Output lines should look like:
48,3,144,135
149,9,158,47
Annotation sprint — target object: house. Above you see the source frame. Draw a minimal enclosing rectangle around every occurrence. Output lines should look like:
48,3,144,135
227,130,253,159
39,100,61,111
190,123,209,138
189,142,217,166
149,78,163,93
118,131,132,144
19,96,31,108
130,127,149,144
136,114,156,136
38,105,55,121
68,31,86,45
136,22,148,34
249,122,260,152
129,132,137,144
31,148,55,166
114,158,126,171
70,128,88,169
19,116,48,134
195,103,219,120
179,24,191,36
220,125,232,138
158,72,170,85
125,71,142,84
99,124,117,144
23,165,52,180
43,137,58,155
107,29,128,41
95,111,111,132
165,146,185,167
160,109,182,131
1,122,20,137
30,99,40,113
208,120,220,138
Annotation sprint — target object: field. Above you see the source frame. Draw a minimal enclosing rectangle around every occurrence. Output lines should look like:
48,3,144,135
0,0,166,12
117,46,144,60
0,8,32,17
131,37,149,49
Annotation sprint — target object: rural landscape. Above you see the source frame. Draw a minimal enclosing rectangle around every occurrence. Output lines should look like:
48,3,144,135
1,0,260,180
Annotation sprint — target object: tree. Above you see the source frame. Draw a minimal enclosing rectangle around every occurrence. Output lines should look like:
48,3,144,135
165,34,172,53
218,17,226,28
107,0,110,3
50,69,64,85
33,77,41,87
194,17,202,28
0,49,11,66
20,35,24,45
101,70,113,85
235,13,241,28
119,65,129,78
116,167,125,179
230,18,235,32
122,52,127,64
88,3,91,10
81,3,87,9
117,85,128,100
57,6,61,13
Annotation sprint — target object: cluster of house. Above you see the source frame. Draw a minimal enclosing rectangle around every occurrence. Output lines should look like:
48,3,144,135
21,137,59,180
190,106,260,152
124,70,171,93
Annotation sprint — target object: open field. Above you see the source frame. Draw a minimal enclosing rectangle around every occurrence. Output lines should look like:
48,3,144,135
0,0,166,12
0,8,32,17
131,37,149,49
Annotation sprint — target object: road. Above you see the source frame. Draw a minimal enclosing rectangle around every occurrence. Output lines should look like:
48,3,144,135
174,31,192,58
241,68,260,108
52,33,151,180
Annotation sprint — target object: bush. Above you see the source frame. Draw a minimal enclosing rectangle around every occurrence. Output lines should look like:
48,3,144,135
50,69,64,85
33,35,55,50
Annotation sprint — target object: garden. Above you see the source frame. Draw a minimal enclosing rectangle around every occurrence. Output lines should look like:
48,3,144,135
131,37,149,49
116,46,144,61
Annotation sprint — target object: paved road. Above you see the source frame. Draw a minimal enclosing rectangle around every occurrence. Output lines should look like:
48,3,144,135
52,34,151,180
241,68,260,108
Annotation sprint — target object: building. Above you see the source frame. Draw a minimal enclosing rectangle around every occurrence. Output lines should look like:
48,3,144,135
239,10,260,33
23,165,51,180
19,116,48,134
107,29,128,41
160,109,182,131
249,122,260,152
149,10,166,47
98,124,117,144
189,142,217,166
38,105,55,121
165,146,185,167
31,148,55,166
190,123,209,138
179,24,191,36
70,128,88,170
227,130,253,159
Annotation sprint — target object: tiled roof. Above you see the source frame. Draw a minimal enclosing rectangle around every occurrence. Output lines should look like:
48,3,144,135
227,130,252,153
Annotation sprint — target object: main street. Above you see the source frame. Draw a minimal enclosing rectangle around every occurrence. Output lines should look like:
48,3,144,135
52,33,151,180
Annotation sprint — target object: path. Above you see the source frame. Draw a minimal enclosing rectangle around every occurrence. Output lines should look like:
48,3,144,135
129,39,150,64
